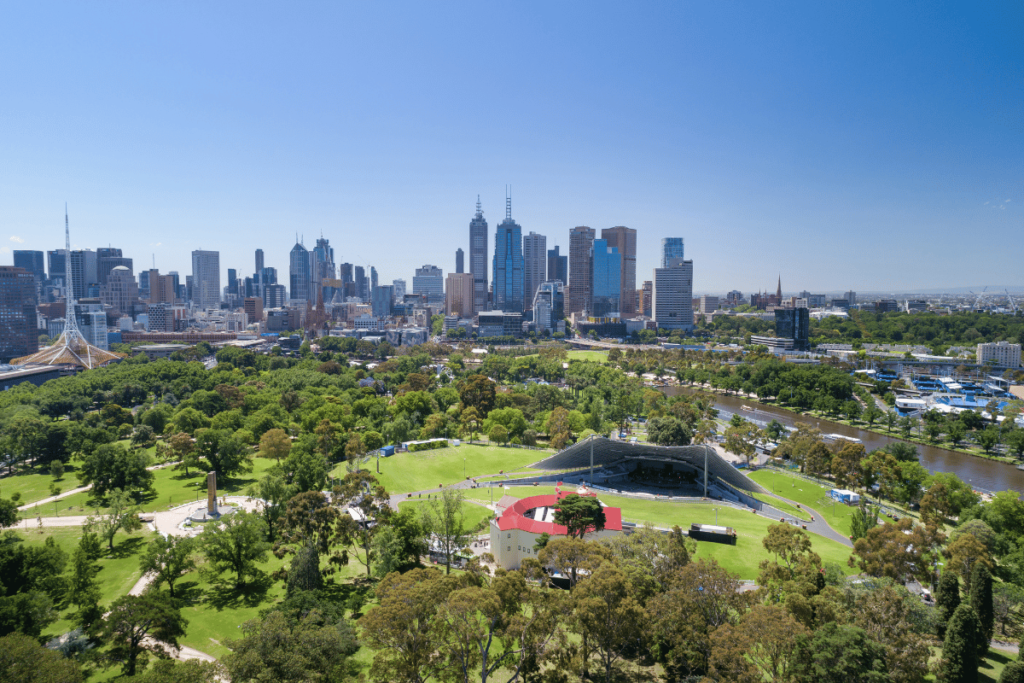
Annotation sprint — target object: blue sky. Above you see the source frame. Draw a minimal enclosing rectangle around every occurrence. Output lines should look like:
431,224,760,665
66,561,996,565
1,1,1020,294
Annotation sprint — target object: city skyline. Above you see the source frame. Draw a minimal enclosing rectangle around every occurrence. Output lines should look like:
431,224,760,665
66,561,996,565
1,3,1020,292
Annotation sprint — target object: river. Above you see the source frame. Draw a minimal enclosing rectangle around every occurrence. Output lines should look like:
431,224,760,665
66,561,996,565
664,386,1024,495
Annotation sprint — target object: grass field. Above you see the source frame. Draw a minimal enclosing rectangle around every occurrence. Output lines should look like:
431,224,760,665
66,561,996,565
21,456,280,518
0,463,83,507
14,527,147,641
747,469,857,537
567,350,608,362
398,499,494,533
467,485,854,580
337,444,552,495
750,492,807,519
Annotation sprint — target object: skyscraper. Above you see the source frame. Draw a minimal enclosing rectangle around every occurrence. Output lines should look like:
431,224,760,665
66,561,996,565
661,238,684,268
354,266,366,301
392,279,406,301
445,273,475,318
289,241,312,303
0,266,39,362
13,251,45,284
413,265,444,304
523,232,546,312
47,250,67,284
469,197,489,313
653,259,693,331
601,227,637,316
547,246,567,287
255,249,264,275
372,285,394,318
69,250,98,300
568,226,595,314
590,239,621,318
492,192,524,313
640,281,653,317
455,248,464,274
227,268,238,296
191,250,221,309
532,281,565,334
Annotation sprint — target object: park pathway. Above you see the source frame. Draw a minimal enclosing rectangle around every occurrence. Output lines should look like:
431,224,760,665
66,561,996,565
16,459,183,513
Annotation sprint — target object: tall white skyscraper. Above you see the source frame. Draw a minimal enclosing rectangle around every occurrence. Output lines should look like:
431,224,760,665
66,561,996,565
191,250,221,310
523,231,547,312
653,258,693,331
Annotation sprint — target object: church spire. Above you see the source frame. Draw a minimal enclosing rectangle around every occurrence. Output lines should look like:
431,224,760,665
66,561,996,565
776,275,782,299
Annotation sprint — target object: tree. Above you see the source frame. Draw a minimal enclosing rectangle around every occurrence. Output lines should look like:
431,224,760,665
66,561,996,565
139,534,196,598
195,428,251,479
487,424,509,445
945,533,994,593
647,416,693,446
459,407,482,443
1000,661,1024,683
100,592,187,677
420,487,470,575
65,545,101,628
790,622,888,683
0,498,17,530
78,442,153,497
335,470,392,578
574,564,646,683
850,517,934,583
132,659,224,683
993,582,1024,639
971,562,995,656
223,609,358,683
201,511,270,587
724,422,760,468
86,488,143,551
941,604,981,683
710,604,808,683
359,568,456,683
169,431,199,477
0,632,83,683
538,537,611,590
849,503,879,542
851,584,932,683
49,459,64,480
458,374,496,415
248,473,289,543
936,570,961,639
286,544,323,595
546,406,572,450
258,428,291,465
553,493,606,540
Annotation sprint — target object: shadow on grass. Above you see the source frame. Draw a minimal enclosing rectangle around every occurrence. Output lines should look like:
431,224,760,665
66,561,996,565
107,536,145,560
205,572,274,611
173,580,204,605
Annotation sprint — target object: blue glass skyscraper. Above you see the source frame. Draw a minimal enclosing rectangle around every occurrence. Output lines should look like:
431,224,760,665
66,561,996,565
661,237,685,268
591,239,621,318
492,191,524,313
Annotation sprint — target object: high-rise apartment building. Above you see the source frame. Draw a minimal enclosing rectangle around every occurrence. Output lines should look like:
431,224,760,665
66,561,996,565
191,250,221,309
661,238,684,268
264,284,287,309
455,248,464,274
532,281,565,334
75,300,108,350
523,232,546,312
0,266,39,362
977,341,1021,368
244,297,264,323
354,266,366,301
639,281,653,317
289,241,312,303
312,237,335,292
601,227,636,316
413,265,444,304
255,249,264,275
547,246,567,286
469,197,489,313
567,226,595,314
47,250,67,284
492,195,524,313
13,251,45,284
591,239,622,318
652,259,694,331
226,268,238,296
845,291,857,306
445,273,475,318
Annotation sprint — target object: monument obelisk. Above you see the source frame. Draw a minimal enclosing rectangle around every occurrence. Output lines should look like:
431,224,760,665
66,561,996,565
207,471,217,516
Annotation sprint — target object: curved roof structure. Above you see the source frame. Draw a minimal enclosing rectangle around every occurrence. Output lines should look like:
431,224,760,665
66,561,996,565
531,436,765,494
496,490,623,535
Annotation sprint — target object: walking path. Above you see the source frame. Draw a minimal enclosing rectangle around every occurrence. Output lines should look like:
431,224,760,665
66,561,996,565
17,460,183,512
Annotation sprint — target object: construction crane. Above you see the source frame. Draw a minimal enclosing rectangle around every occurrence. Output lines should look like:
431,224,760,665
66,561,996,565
1008,289,1019,314
969,287,988,311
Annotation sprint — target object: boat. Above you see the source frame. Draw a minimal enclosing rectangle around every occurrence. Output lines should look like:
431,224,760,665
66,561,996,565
741,405,753,411
823,433,862,445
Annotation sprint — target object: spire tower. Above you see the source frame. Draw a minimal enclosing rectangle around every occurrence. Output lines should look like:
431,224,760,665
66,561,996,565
505,186,512,221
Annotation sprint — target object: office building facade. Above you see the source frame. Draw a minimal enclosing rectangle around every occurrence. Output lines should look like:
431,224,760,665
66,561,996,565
652,259,694,331
492,197,524,313
590,238,621,318
661,238,684,268
69,249,98,300
532,281,565,334
372,285,394,318
568,226,595,314
191,250,221,309
455,248,464,274
0,266,39,362
413,265,444,304
601,226,636,316
289,242,312,303
639,281,653,317
392,279,406,301
100,266,139,315
977,341,1021,368
774,308,810,351
547,246,567,286
13,251,45,284
469,198,489,313
523,232,546,312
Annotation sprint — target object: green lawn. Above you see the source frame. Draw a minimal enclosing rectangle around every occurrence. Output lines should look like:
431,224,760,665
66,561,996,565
13,527,148,640
21,456,280,518
567,350,608,362
398,499,494,533
468,486,853,580
747,469,857,538
339,444,552,495
0,463,84,507
751,492,807,519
